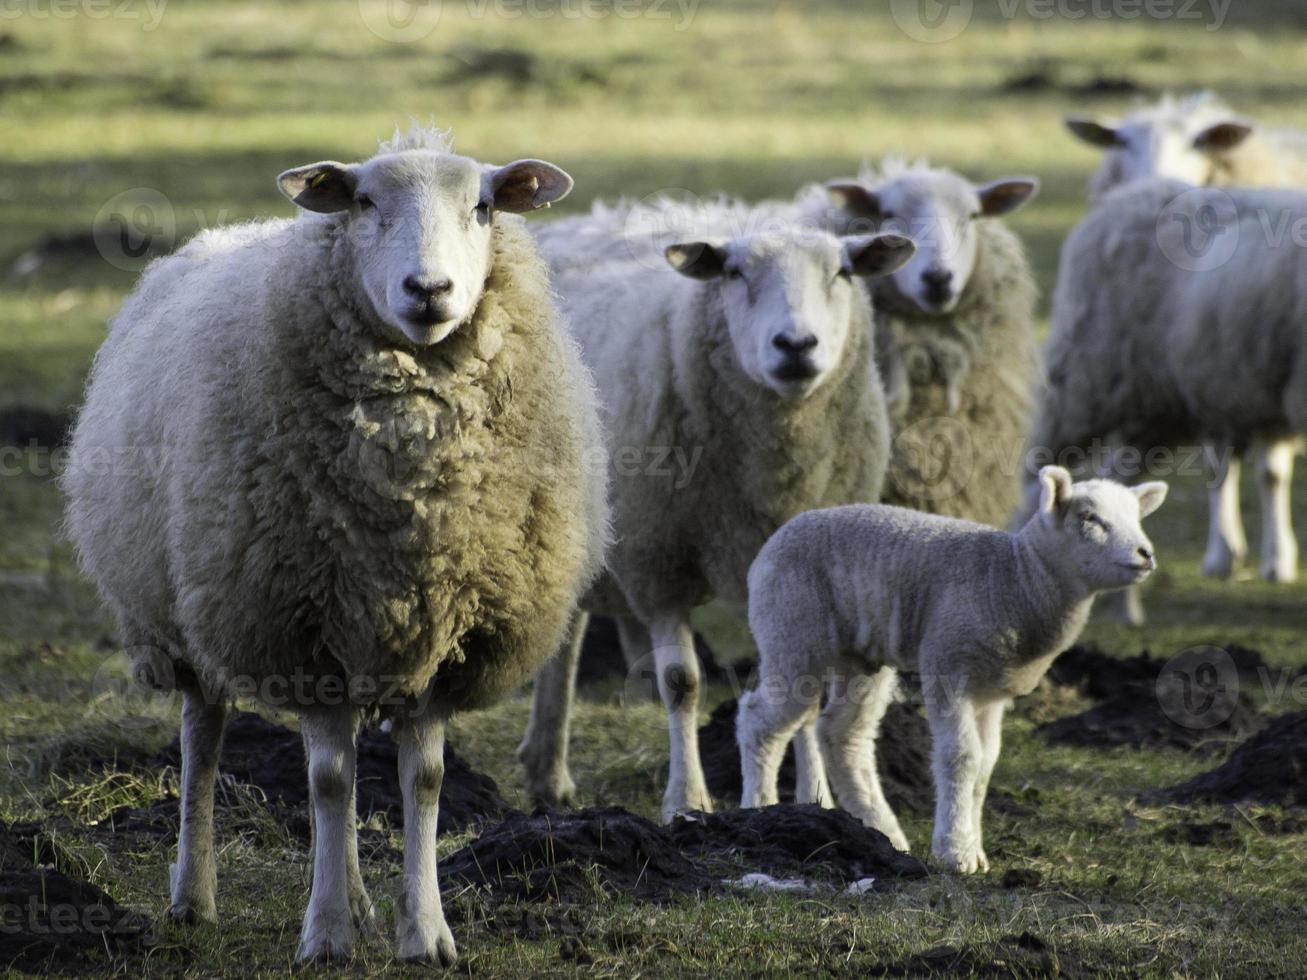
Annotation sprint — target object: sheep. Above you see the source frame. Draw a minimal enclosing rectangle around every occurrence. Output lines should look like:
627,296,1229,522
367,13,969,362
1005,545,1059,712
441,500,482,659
1067,91,1306,587
517,198,916,821
738,466,1167,871
793,159,1041,529
61,126,608,965
1028,176,1307,581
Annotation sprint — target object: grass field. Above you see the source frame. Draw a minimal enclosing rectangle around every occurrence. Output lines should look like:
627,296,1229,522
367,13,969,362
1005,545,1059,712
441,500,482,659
3,1,1307,976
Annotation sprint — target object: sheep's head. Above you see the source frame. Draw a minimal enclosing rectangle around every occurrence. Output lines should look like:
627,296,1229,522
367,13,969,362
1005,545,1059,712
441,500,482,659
663,229,914,399
278,150,572,346
1065,94,1254,196
825,167,1037,316
1031,466,1168,592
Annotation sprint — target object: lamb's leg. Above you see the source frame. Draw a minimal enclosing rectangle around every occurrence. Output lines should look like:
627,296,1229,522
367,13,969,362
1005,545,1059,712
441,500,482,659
169,680,226,924
926,682,984,874
301,727,375,935
818,668,909,852
518,610,586,806
650,611,712,821
1258,440,1299,583
297,706,358,962
791,707,833,807
737,683,815,809
394,701,458,965
969,700,1005,874
1202,443,1247,579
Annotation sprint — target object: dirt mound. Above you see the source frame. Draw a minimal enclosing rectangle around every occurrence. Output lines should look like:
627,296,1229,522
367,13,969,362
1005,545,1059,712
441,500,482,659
576,616,736,688
668,805,927,884
1147,710,1307,807
442,806,713,903
0,824,154,975
1047,643,1270,701
870,932,1100,979
699,698,934,814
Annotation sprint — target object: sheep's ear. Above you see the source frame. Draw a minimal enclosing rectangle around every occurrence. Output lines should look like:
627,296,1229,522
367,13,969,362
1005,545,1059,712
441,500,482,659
1193,120,1254,154
842,233,916,279
826,181,881,216
1133,481,1169,518
277,162,358,214
485,159,573,213
976,177,1039,217
1038,465,1073,518
665,242,728,280
1065,116,1123,148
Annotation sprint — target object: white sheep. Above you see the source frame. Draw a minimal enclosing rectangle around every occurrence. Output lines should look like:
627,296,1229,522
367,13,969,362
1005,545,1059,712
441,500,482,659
61,127,608,965
738,466,1167,871
794,159,1041,529
1029,179,1307,577
1067,91,1305,587
518,198,915,821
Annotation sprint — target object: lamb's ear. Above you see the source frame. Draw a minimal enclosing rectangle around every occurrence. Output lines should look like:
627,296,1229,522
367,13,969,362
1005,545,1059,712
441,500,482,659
976,177,1039,217
826,181,881,217
1065,116,1123,148
485,159,573,213
1193,120,1254,154
277,162,359,214
842,233,916,279
665,241,728,280
1133,481,1169,518
1038,465,1073,518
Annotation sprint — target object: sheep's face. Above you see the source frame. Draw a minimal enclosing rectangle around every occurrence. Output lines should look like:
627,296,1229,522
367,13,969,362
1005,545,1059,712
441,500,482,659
1034,466,1168,591
1065,107,1254,195
278,151,572,346
825,171,1037,316
664,231,915,398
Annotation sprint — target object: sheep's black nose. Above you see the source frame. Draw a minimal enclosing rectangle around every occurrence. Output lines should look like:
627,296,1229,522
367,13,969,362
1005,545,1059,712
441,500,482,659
1137,546,1154,562
772,333,819,354
403,275,453,300
921,268,953,288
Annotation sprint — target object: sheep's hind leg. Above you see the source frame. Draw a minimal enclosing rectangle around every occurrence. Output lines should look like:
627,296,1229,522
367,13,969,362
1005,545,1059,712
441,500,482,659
737,681,817,809
169,676,227,924
1202,443,1247,580
518,610,586,806
1258,440,1299,583
968,700,1005,874
926,680,983,874
792,706,833,807
650,612,712,821
395,700,457,965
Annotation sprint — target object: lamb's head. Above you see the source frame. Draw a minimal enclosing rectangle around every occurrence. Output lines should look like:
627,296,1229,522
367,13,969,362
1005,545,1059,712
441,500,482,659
663,229,915,398
1065,93,1253,197
1028,465,1168,592
825,164,1037,316
278,146,572,346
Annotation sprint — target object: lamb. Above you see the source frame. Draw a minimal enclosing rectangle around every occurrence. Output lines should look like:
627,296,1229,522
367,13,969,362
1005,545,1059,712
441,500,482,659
1029,176,1307,581
517,198,916,821
793,159,1041,529
738,466,1167,871
1067,91,1306,587
61,127,608,965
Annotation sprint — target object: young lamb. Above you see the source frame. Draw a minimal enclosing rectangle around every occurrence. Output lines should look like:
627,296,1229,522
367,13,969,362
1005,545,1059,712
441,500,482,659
794,159,1041,529
1067,91,1306,587
518,199,915,821
61,127,608,965
738,467,1167,871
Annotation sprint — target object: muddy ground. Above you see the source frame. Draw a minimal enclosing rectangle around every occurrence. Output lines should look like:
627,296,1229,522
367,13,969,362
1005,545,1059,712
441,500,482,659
1148,709,1307,808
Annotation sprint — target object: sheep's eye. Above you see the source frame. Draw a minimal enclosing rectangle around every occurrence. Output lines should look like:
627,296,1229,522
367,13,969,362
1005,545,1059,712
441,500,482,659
474,201,490,217
725,266,744,280
356,193,375,211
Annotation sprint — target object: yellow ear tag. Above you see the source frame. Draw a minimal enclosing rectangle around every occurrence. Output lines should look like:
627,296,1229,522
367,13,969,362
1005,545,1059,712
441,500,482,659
308,171,330,189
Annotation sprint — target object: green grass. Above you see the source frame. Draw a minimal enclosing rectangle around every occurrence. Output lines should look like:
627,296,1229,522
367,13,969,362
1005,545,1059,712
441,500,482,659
3,1,1307,976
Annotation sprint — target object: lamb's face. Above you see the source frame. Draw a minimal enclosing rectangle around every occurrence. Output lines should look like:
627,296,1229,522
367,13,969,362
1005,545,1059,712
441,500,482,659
826,171,1037,316
1035,467,1169,592
277,151,572,346
664,230,915,398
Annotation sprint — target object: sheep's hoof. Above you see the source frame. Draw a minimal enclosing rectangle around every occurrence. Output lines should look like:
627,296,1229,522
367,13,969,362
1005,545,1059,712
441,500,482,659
1201,548,1242,580
397,918,458,966
167,900,217,925
661,785,714,823
933,844,984,875
1260,559,1298,584
349,889,380,937
296,914,355,964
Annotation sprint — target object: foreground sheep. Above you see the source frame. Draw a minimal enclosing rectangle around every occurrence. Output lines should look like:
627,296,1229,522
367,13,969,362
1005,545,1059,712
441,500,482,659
62,128,607,965
793,160,1040,528
1031,177,1307,568
739,467,1167,871
1067,91,1305,586
519,199,915,820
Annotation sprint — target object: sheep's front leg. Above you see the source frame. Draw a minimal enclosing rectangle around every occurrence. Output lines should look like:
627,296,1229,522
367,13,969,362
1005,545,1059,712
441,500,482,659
169,681,226,923
1202,443,1247,579
791,708,833,807
395,704,457,965
927,684,984,874
297,706,359,962
650,612,711,821
1258,440,1299,583
969,700,1005,874
518,610,586,806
